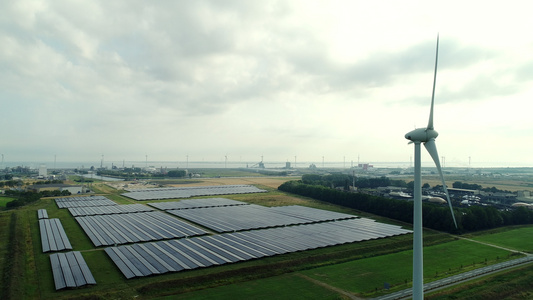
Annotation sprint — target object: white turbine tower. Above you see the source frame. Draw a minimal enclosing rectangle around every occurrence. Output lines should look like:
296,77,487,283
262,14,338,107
404,35,458,300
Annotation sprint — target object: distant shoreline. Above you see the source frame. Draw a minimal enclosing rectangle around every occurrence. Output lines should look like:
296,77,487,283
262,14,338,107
2,161,533,170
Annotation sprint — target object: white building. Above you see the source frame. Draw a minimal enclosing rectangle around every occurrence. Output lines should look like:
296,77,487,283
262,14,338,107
38,164,47,178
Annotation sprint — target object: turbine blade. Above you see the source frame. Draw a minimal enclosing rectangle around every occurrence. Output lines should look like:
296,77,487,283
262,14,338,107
427,34,439,130
424,139,458,229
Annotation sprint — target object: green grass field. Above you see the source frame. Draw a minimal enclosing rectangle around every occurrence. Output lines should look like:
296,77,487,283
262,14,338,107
301,239,515,296
426,263,533,299
0,196,15,208
469,226,533,253
164,273,342,300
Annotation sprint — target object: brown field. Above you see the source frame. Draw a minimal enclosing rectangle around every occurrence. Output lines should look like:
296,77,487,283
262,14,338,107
166,177,294,189
106,177,296,194
397,175,532,192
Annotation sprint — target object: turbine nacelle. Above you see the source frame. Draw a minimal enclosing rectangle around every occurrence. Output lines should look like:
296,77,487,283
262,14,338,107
405,128,438,143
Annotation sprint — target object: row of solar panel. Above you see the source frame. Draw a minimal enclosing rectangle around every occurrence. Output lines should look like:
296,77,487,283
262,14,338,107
147,198,249,210
106,218,412,279
167,204,357,233
56,196,117,208
68,204,154,217
55,195,109,202
38,209,49,219
122,185,267,201
40,219,73,252
124,185,262,192
268,205,356,222
75,211,209,247
50,251,96,290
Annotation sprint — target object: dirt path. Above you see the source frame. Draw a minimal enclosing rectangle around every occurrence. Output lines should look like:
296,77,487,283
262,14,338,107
168,176,295,189
456,236,530,255
296,274,364,300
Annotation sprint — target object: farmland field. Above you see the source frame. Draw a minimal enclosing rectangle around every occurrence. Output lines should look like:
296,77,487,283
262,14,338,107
468,226,533,253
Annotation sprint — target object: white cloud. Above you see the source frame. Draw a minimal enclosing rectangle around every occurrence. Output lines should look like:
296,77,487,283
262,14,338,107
1,0,533,166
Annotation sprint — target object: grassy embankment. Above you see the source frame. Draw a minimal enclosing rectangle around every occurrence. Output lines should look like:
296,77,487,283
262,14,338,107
426,226,533,299
397,173,533,193
427,263,533,299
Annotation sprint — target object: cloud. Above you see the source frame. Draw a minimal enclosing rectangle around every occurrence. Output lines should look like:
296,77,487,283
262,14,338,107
1,0,533,165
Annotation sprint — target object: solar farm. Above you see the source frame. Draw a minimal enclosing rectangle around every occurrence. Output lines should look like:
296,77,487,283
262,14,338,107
39,189,412,292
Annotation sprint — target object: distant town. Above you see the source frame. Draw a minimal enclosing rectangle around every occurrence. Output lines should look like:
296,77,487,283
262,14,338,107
2,162,533,212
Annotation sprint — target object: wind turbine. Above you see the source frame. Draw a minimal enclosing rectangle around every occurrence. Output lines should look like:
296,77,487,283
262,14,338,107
404,35,458,300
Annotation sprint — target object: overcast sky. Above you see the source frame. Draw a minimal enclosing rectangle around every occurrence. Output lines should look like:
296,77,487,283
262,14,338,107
2,0,533,167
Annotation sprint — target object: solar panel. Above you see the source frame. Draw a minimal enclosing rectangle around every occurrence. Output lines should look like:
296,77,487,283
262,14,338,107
39,219,73,252
130,243,169,274
122,185,267,201
38,209,49,219
106,219,413,279
166,204,358,233
147,198,249,210
68,204,154,217
76,211,208,247
50,252,96,290
55,196,116,208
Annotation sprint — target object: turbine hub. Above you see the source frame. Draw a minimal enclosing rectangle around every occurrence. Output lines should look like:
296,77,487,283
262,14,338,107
405,128,438,143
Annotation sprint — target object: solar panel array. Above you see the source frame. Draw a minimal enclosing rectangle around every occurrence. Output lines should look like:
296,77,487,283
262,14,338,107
269,205,356,222
39,219,73,252
147,198,249,211
38,209,49,219
50,251,96,290
46,189,412,286
105,218,412,279
55,196,117,208
68,204,154,217
122,185,267,201
167,204,356,233
75,211,209,247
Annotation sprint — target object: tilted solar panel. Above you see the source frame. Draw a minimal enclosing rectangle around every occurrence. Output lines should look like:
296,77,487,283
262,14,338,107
106,219,412,279
50,252,96,290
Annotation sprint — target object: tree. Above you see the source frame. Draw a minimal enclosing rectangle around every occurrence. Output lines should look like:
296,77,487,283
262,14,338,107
407,181,414,191
167,170,186,178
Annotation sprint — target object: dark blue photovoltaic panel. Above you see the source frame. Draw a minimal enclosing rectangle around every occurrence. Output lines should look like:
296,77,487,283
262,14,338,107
106,218,412,279
76,211,208,247
39,219,73,253
55,196,116,208
38,209,49,219
122,185,267,200
167,204,358,233
68,204,153,217
147,198,249,210
50,252,96,290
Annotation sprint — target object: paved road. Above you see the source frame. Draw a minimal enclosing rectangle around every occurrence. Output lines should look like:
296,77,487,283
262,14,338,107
373,255,533,300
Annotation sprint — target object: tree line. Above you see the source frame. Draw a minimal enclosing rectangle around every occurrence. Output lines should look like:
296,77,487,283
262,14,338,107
301,174,515,195
3,189,71,209
301,174,406,190
0,180,23,188
96,169,186,179
452,181,511,193
278,180,533,233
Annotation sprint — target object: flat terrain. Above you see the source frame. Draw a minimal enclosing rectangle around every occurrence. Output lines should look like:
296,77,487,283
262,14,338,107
396,173,533,192
2,171,533,299
107,176,295,191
